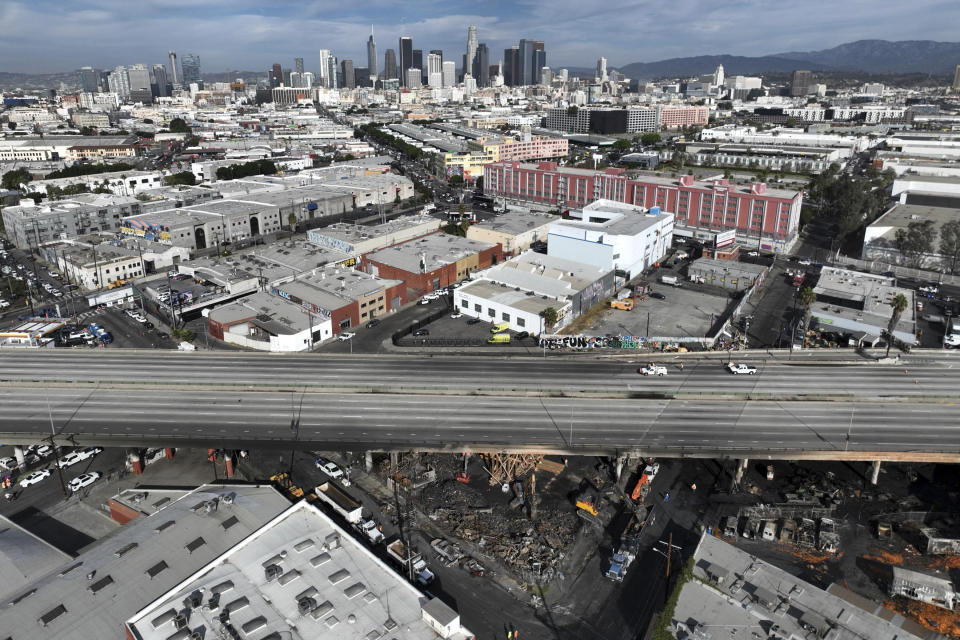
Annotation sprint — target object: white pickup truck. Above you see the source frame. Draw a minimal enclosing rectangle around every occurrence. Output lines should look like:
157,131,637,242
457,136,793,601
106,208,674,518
727,362,758,375
638,365,667,376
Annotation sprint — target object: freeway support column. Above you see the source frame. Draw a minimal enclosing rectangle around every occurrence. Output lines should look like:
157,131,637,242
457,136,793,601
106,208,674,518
224,454,234,479
129,453,143,475
735,458,748,484
13,446,25,468
615,455,628,482
870,460,881,485
365,452,373,473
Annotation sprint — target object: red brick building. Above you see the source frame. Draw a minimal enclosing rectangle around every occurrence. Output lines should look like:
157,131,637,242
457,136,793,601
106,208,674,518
362,233,501,296
484,161,803,251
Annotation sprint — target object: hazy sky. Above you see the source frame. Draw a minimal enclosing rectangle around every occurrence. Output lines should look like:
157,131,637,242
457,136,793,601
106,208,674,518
1,0,958,74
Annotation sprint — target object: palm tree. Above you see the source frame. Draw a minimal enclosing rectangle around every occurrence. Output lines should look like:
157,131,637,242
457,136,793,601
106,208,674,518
885,293,909,357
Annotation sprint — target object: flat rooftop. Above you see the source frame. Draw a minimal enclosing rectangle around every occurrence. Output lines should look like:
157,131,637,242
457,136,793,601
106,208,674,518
690,257,766,280
812,266,916,340
312,215,440,247
125,199,277,228
459,279,566,315
0,484,290,640
482,250,609,298
210,290,315,332
869,203,960,239
682,533,941,640
469,210,557,236
125,500,472,640
365,234,496,273
0,515,73,602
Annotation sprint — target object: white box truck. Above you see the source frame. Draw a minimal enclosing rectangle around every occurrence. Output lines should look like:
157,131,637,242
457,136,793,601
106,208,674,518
660,275,680,286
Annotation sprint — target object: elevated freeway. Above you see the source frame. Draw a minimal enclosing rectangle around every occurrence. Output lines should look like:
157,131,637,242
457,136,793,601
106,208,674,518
1,350,958,461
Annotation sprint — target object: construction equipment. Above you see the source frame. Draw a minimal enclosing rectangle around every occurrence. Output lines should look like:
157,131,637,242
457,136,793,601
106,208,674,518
605,514,645,581
630,463,659,502
575,491,600,517
269,472,304,500
455,452,470,484
610,299,634,311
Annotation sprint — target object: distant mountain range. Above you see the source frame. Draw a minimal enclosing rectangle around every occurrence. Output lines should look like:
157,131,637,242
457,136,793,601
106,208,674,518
615,39,960,80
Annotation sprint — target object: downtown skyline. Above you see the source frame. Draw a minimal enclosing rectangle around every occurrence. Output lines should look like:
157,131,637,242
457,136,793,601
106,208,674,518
1,0,958,74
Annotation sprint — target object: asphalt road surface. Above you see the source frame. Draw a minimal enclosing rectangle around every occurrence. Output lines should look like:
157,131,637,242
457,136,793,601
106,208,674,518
1,351,959,459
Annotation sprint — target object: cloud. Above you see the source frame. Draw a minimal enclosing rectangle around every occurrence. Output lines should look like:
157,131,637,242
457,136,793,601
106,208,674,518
2,0,957,73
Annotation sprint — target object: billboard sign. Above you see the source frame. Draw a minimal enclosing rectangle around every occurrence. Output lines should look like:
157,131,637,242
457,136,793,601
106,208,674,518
714,229,736,249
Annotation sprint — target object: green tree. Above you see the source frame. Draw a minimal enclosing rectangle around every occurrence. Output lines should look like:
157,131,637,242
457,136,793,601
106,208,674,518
168,117,190,133
79,126,96,136
799,285,817,325
164,171,197,186
448,174,464,186
539,307,559,331
475,176,483,191
894,219,935,268
612,139,631,151
7,122,15,130
2,168,32,191
939,220,960,274
886,293,909,357
287,212,297,228
640,132,661,146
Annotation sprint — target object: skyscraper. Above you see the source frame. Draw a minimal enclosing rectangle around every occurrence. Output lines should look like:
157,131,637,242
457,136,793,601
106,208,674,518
399,37,413,86
427,52,443,87
181,54,202,89
465,25,478,84
405,67,422,89
518,39,534,85
384,48,397,80
127,64,152,102
294,57,304,74
168,51,181,87
327,55,339,89
442,61,456,88
474,44,489,87
790,69,812,97
533,41,546,85
78,67,99,93
367,29,378,83
953,64,960,91
341,60,355,89
412,49,423,83
503,47,519,86
318,49,332,87
596,57,607,82
271,63,283,88
108,66,130,98
151,64,169,97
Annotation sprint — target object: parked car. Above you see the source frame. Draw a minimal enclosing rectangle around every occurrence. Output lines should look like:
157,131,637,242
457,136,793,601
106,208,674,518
316,460,344,479
413,329,429,337
515,331,529,340
0,456,18,471
649,292,666,300
366,319,381,328
450,312,463,319
19,469,52,488
68,471,102,492
338,332,356,341
466,318,482,325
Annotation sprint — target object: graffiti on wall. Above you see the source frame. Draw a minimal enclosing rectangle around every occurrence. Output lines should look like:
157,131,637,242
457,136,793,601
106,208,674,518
538,334,648,350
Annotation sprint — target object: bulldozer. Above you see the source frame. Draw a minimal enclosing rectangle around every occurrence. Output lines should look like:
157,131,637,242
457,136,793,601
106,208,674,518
269,472,304,500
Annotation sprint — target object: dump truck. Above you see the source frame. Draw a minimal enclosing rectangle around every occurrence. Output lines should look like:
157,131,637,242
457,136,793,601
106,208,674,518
610,299,634,311
315,482,362,524
354,518,384,545
386,539,435,586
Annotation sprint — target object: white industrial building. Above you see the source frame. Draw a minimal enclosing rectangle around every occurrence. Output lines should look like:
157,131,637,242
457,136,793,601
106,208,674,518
811,267,916,346
453,251,614,335
207,291,334,352
547,199,673,279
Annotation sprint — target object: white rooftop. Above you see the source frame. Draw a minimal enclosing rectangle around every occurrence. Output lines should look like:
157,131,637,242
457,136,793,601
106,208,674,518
126,500,472,640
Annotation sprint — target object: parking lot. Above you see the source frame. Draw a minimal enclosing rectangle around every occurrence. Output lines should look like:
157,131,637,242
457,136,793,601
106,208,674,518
589,279,734,341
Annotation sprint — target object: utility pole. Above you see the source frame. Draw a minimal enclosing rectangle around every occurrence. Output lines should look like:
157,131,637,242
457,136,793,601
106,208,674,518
46,395,69,498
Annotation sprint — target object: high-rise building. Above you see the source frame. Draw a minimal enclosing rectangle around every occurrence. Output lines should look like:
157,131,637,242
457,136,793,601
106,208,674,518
442,61,456,88
713,64,724,87
399,37,413,86
474,44,489,87
294,57,304,74
367,28,378,83
503,47,519,86
518,39,535,85
271,63,283,88
302,71,315,88
127,64,152,103
354,67,370,88
181,53,202,89
327,55,338,89
405,67,422,89
465,25,478,84
427,53,443,87
541,67,552,86
790,69,812,97
596,57,607,82
533,42,546,85
318,49,332,87
168,51,181,87
953,64,960,91
108,66,130,98
78,67,99,93
151,64,169,97
384,49,397,80
341,60,355,89
412,49,423,83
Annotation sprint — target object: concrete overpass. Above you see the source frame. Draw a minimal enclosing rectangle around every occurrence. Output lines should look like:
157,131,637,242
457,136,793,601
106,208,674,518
1,350,958,463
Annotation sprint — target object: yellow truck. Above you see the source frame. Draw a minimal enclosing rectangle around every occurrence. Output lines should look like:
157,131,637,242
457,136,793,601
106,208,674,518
487,333,511,344
491,322,510,333
610,299,634,311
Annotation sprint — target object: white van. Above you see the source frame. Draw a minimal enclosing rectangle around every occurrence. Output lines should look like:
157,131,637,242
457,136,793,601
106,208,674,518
762,521,778,541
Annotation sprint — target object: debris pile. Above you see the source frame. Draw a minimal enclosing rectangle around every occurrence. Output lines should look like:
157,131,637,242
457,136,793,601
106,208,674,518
420,479,578,575
481,453,544,486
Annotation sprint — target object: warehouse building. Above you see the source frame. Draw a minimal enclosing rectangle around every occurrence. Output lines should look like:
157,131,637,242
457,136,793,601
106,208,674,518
548,199,673,278
121,199,284,250
362,233,500,297
466,209,557,256
811,267,916,345
307,214,441,256
125,499,472,640
454,251,613,334
207,290,334,351
687,257,767,291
